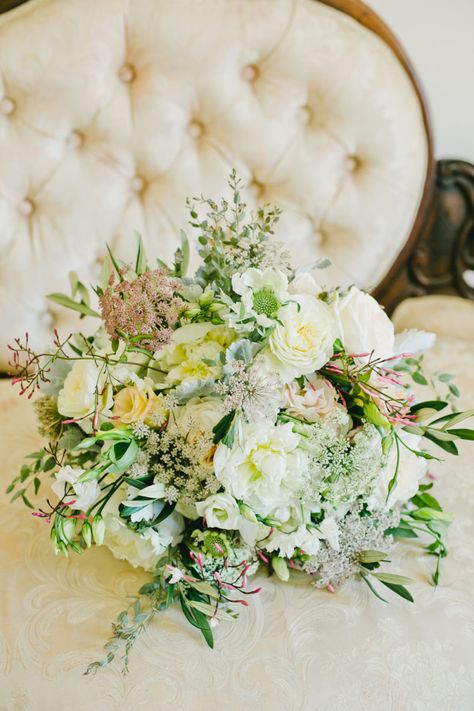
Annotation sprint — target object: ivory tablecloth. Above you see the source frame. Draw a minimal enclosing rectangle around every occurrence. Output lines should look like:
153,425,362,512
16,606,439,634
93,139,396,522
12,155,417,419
1,298,474,711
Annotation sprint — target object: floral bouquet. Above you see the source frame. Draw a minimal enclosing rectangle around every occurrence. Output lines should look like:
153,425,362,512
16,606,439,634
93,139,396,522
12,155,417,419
8,173,474,673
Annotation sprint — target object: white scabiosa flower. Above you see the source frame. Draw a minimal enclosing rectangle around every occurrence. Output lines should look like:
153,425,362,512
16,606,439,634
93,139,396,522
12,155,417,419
267,294,338,381
227,267,289,330
214,421,308,517
195,493,241,530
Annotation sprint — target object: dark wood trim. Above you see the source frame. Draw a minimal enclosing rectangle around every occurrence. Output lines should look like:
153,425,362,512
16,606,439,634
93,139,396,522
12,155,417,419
0,0,30,13
374,159,474,312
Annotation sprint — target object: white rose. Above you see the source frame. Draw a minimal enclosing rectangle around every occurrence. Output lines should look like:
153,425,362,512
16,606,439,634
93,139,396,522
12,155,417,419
51,465,100,512
57,360,113,420
214,421,308,517
285,373,338,422
103,512,184,572
335,287,394,360
372,431,427,508
196,493,241,530
268,295,338,381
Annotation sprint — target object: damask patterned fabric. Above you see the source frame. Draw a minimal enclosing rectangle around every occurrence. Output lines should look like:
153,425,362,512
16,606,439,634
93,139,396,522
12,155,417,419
1,297,473,711
0,0,427,369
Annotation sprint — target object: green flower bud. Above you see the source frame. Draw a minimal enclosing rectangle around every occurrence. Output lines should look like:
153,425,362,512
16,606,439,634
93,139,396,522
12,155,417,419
61,518,76,543
239,502,258,524
92,514,106,546
184,308,201,318
208,302,225,312
82,521,92,548
199,290,215,307
272,556,290,582
57,540,69,558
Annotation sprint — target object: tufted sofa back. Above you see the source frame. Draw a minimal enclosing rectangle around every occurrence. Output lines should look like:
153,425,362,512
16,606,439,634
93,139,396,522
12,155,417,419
0,0,429,369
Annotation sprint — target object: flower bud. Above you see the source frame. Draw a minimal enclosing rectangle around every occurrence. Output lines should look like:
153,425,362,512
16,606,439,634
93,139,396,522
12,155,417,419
92,514,106,546
208,302,225,312
199,290,214,307
184,308,201,318
81,521,92,548
61,518,76,543
272,556,290,582
57,540,69,558
239,502,258,524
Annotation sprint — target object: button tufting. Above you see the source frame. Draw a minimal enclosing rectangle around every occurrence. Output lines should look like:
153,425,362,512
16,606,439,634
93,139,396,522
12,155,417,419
118,62,136,83
241,64,259,82
249,179,265,199
299,105,313,124
131,175,146,193
345,155,361,172
66,130,84,148
0,97,16,116
19,198,35,217
188,120,204,139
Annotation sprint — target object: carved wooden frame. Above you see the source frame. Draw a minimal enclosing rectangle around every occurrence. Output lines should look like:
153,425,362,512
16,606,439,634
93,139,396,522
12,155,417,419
1,0,473,313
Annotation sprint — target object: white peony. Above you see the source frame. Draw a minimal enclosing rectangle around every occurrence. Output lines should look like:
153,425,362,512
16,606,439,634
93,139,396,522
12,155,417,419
51,465,101,512
267,294,338,381
214,421,308,517
334,286,394,360
196,493,241,530
103,512,184,572
57,360,113,420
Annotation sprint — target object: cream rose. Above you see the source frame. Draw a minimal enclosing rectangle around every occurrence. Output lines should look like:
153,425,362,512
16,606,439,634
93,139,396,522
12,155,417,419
113,384,167,426
267,295,338,381
57,360,113,420
175,396,225,442
196,493,241,530
335,286,395,360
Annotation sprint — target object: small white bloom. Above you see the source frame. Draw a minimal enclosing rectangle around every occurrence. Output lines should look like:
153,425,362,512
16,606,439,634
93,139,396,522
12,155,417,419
196,493,241,530
52,465,101,512
267,294,338,381
265,525,321,558
165,565,185,584
318,517,340,550
334,287,394,360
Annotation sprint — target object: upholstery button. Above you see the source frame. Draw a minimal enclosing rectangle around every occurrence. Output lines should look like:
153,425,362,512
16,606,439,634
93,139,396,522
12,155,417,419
188,120,204,139
19,198,35,217
66,130,84,148
241,64,259,82
345,155,361,172
249,179,264,198
299,105,312,124
0,97,16,116
118,62,136,83
131,175,146,193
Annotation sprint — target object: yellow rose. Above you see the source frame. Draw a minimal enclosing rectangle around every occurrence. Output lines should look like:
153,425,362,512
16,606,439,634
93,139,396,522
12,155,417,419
113,385,167,426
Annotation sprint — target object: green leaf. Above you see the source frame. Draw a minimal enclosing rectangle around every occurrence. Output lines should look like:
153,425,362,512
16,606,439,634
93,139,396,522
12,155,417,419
372,572,414,586
359,550,390,564
106,243,125,281
449,383,460,398
410,400,448,414
134,233,148,275
378,580,414,603
179,594,214,648
385,526,418,539
47,293,100,318
446,428,474,440
360,572,388,603
412,371,428,385
431,408,474,428
423,432,458,455
212,410,236,446
410,507,453,523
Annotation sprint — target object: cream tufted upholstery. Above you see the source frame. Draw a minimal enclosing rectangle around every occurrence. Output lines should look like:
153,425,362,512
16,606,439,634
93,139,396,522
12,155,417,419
0,0,428,369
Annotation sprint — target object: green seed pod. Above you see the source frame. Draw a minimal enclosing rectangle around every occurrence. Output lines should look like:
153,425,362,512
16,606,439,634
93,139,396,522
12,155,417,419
92,514,106,546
